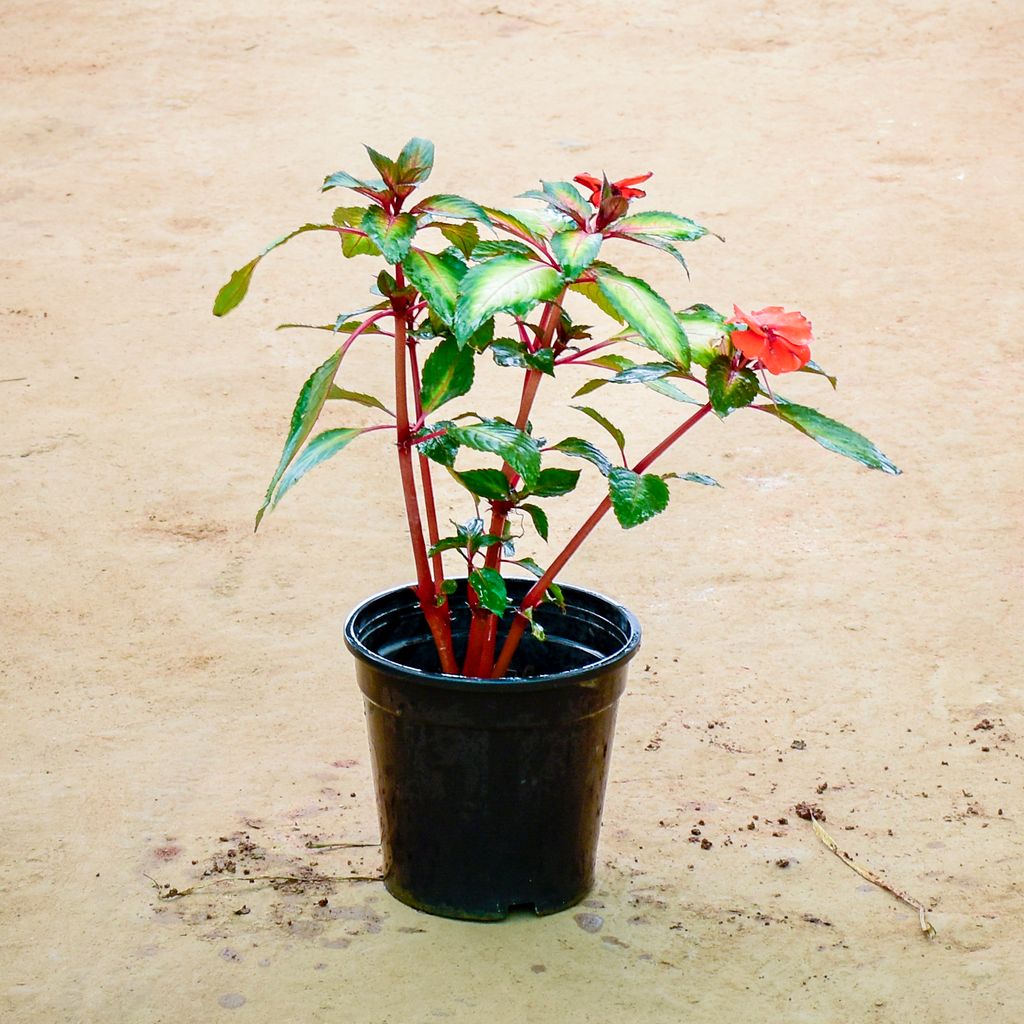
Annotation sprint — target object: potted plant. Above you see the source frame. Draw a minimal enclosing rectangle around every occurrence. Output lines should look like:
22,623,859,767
214,138,899,921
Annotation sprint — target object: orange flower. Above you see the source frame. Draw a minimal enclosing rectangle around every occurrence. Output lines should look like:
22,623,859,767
729,306,813,375
574,172,653,206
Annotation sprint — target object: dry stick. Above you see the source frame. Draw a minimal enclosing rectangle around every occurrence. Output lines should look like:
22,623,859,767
304,841,380,850
808,811,936,939
491,402,715,678
144,873,381,901
392,290,457,674
463,294,567,675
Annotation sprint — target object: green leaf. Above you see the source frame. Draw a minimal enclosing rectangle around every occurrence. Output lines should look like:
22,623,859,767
512,558,564,610
415,421,458,467
541,180,591,221
448,420,541,488
662,471,722,488
275,316,387,335
361,207,416,264
376,269,398,297
481,207,547,245
454,256,563,344
332,206,368,228
762,399,901,475
589,354,633,371
326,386,392,414
256,348,344,529
428,534,470,556
612,210,709,241
213,258,259,316
463,318,495,352
522,607,546,642
321,169,370,191
213,224,333,316
610,361,678,384
572,405,626,454
272,428,364,508
364,145,397,188
623,233,690,276
489,337,530,368
503,207,573,239
608,468,670,529
401,248,466,326
525,348,556,375
458,517,485,538
341,232,382,259
644,378,702,405
569,281,626,324
420,335,475,413
677,304,730,367
330,208,383,258
572,378,608,398
488,339,555,376
475,534,508,552
591,266,690,369
550,437,612,476
471,239,537,261
706,355,759,416
427,530,503,558
321,170,388,199
527,467,580,498
519,503,549,541
513,556,545,578
469,568,508,618
412,194,491,223
453,468,512,500
394,137,435,185
551,229,603,280
798,359,838,389
439,222,480,259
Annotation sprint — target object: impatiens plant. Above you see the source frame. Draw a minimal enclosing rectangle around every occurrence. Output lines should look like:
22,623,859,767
214,138,899,679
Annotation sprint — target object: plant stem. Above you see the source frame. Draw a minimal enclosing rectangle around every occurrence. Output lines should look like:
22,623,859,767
341,309,397,358
554,338,620,365
490,402,714,678
407,329,446,590
392,296,457,674
462,291,566,675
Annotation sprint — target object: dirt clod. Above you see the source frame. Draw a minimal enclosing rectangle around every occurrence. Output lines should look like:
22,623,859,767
795,803,825,821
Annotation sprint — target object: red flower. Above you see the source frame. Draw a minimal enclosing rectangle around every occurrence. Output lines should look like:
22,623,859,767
574,172,653,206
729,306,813,375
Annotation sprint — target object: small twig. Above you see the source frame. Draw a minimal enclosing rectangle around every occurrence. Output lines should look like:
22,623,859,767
806,811,936,939
144,871,382,901
304,841,380,851
0,377,27,384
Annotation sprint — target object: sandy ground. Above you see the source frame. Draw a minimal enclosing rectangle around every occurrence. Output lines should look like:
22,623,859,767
2,1,1022,1021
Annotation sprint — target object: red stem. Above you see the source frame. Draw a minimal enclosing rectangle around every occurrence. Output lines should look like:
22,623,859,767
462,292,566,674
392,295,457,674
555,338,620,365
340,309,396,357
490,402,714,678
407,327,446,590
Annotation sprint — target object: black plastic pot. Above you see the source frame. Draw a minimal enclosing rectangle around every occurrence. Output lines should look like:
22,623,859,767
344,578,641,921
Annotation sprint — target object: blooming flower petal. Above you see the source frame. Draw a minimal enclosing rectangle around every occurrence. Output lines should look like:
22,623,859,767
573,174,603,204
574,171,654,206
615,172,653,189
728,305,813,374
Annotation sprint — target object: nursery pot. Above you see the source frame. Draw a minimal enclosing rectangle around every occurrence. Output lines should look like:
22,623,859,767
344,579,641,922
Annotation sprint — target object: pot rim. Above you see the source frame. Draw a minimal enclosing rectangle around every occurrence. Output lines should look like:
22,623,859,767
343,578,642,692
